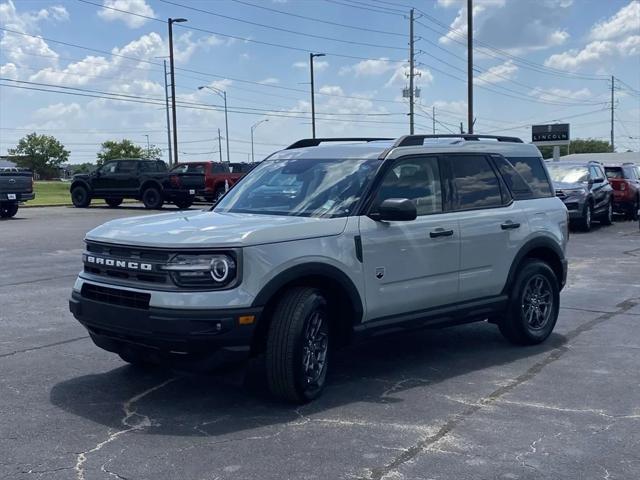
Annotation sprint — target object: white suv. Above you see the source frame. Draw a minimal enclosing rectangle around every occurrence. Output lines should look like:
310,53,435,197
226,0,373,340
69,135,569,403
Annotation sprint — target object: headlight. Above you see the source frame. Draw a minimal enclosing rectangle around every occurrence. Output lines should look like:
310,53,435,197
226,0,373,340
161,253,237,288
565,187,587,195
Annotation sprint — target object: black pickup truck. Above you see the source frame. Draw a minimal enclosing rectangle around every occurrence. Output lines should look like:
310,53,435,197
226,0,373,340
70,159,204,209
0,168,35,218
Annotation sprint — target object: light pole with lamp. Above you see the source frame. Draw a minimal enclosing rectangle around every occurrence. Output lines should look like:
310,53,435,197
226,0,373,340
198,86,230,164
309,53,325,139
251,119,269,163
168,17,187,165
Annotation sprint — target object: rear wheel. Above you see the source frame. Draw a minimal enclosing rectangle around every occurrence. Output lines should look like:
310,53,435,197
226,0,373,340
600,200,613,225
498,260,559,345
142,187,163,209
105,197,123,208
266,287,330,403
71,186,91,208
577,203,592,231
174,199,193,209
0,203,18,218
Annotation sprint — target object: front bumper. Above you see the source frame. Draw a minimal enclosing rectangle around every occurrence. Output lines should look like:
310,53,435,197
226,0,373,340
69,289,261,368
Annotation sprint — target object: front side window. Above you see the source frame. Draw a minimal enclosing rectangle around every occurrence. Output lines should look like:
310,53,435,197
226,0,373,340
447,155,503,210
99,162,117,174
505,157,553,197
547,164,589,184
215,157,382,218
374,156,442,216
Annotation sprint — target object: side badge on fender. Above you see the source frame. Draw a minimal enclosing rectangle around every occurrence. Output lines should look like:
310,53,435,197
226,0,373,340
375,267,385,280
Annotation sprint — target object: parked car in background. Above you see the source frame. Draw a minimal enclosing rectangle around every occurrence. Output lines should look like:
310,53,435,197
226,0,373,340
546,161,614,231
0,168,34,218
604,163,639,220
170,161,244,202
70,159,204,210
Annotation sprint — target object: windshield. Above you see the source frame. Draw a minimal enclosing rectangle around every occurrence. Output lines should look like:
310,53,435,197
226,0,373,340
546,164,589,184
214,157,382,217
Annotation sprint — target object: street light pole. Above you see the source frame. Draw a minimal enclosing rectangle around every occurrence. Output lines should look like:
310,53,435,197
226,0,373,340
198,86,230,163
218,128,223,164
309,53,325,139
168,17,187,166
162,60,173,166
251,119,269,163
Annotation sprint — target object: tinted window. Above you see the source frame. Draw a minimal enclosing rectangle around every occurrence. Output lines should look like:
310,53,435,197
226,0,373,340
493,155,534,200
212,163,227,173
171,164,205,174
505,157,553,197
375,156,442,216
117,160,137,174
139,162,156,173
622,166,636,179
447,155,503,210
605,167,623,179
99,162,117,174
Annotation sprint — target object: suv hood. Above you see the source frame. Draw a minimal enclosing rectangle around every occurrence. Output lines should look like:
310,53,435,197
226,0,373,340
85,210,348,248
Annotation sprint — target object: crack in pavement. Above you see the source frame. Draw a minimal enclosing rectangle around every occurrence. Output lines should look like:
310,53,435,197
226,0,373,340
0,336,88,359
361,297,639,480
74,378,176,480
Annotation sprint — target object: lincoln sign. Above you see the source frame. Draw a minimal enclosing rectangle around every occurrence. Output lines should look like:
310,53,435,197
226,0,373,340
532,123,570,146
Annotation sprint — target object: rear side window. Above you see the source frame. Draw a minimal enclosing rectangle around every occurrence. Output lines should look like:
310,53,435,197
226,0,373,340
212,163,228,173
492,155,534,200
505,157,553,197
117,160,137,174
445,155,503,210
139,162,156,173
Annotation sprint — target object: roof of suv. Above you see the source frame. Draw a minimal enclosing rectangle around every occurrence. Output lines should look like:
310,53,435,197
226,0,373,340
270,135,542,161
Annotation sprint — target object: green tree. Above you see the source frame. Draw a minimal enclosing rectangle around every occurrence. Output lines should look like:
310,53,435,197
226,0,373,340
539,138,612,159
96,139,162,165
71,162,96,174
8,132,70,178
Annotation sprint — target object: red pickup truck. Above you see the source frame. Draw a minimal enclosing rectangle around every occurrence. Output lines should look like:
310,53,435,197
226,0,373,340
170,162,245,202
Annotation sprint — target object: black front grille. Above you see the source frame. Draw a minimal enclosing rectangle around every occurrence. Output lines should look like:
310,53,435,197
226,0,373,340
81,283,151,310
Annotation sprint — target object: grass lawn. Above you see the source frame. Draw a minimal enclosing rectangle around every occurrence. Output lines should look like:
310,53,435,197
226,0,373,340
30,181,71,206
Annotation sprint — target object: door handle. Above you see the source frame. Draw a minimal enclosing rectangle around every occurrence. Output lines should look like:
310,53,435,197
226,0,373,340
430,228,454,238
501,221,521,230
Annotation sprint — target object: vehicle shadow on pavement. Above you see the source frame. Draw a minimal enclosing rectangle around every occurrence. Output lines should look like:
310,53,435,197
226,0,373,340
49,323,566,438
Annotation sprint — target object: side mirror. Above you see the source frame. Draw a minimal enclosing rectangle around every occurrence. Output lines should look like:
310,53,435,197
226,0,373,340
592,177,604,184
370,198,417,222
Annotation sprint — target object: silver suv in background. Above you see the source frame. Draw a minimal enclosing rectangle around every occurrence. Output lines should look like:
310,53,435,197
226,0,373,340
69,135,568,403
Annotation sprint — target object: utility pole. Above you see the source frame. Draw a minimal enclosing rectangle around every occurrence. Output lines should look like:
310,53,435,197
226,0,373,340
409,8,415,135
162,60,173,166
432,106,436,134
168,17,187,166
310,53,325,139
198,86,230,163
467,0,474,134
610,75,615,152
143,134,150,158
218,128,223,163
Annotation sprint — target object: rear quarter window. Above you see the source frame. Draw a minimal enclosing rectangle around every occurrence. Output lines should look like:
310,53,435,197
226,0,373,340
505,156,554,198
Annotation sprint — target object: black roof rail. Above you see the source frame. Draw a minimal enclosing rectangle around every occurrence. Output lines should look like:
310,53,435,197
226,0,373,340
285,137,393,150
392,134,524,147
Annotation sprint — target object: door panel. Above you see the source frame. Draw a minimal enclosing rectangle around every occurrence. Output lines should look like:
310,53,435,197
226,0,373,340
93,161,118,194
359,155,460,321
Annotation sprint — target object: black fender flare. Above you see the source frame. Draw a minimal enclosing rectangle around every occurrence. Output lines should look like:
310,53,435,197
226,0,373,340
502,237,566,295
139,180,163,195
251,262,364,324
70,179,92,194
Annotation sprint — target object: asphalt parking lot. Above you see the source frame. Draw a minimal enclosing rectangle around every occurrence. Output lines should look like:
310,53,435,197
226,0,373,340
1,206,639,480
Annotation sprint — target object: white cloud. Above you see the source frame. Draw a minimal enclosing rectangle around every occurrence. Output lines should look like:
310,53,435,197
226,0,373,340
318,85,344,95
590,1,640,41
529,87,592,102
385,66,433,88
544,35,640,70
475,60,518,85
259,77,280,85
339,58,396,76
0,62,18,79
97,0,155,29
292,61,306,69
292,60,328,72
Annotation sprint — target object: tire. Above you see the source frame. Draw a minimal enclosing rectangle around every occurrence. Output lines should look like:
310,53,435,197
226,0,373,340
0,203,18,218
142,186,164,209
498,259,560,346
578,203,592,231
105,197,123,208
627,197,639,221
266,287,330,403
600,200,613,225
71,186,91,208
174,199,193,209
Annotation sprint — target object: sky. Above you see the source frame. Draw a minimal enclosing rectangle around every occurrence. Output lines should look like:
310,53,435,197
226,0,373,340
0,0,639,165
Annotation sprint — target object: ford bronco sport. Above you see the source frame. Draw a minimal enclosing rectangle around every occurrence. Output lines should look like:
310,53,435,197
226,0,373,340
69,135,568,403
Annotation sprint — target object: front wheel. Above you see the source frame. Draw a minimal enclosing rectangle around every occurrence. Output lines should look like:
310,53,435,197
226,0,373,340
577,203,592,231
142,187,164,209
174,199,193,209
498,259,560,345
266,287,330,403
71,186,91,208
0,203,18,218
600,200,613,225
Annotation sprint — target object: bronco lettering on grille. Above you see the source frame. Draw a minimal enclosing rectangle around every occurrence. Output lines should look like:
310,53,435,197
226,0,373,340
84,255,152,271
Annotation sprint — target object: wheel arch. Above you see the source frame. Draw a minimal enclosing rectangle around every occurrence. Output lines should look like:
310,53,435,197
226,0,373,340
140,179,163,194
250,263,364,355
70,179,92,193
502,238,566,295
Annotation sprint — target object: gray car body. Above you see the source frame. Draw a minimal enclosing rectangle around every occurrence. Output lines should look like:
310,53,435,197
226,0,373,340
74,140,568,327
